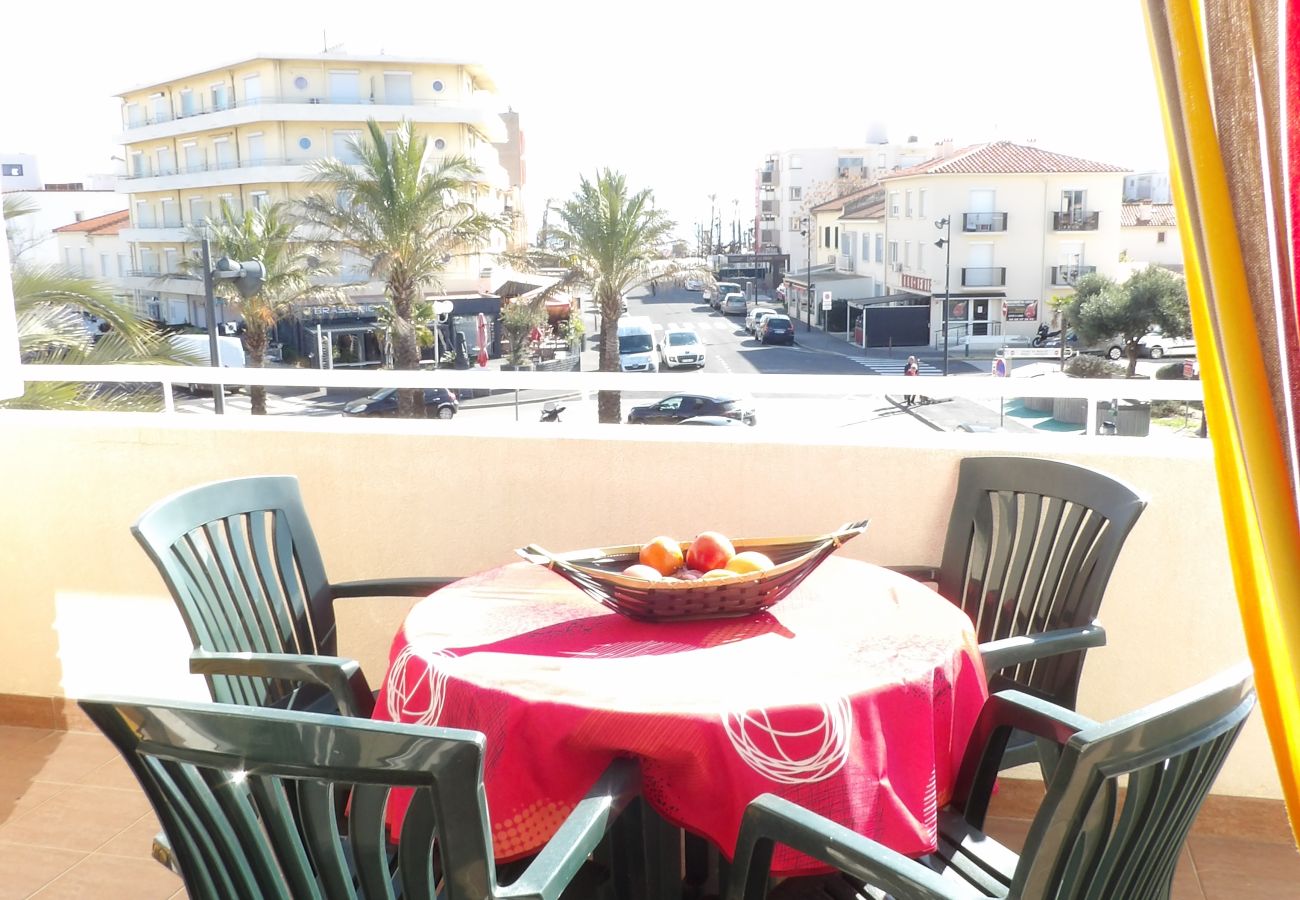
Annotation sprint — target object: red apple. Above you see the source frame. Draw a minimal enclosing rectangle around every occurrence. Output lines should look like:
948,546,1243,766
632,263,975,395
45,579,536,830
686,532,735,572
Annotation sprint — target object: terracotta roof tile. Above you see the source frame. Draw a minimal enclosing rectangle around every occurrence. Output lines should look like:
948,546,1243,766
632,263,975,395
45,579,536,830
810,183,882,212
52,209,130,235
1120,202,1177,227
881,141,1128,178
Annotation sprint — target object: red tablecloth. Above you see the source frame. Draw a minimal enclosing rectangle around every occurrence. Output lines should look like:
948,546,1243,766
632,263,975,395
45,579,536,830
373,556,988,875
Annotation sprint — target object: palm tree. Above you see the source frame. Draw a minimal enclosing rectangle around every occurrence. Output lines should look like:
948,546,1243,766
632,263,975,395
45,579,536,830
184,201,338,414
554,169,675,423
299,119,501,417
6,265,197,411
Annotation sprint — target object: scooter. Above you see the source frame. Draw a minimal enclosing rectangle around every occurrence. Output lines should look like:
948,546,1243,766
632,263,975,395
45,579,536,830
540,402,565,423
1031,324,1078,348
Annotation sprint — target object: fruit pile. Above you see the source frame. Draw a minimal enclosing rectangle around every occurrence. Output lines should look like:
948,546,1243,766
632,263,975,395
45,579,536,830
622,532,775,583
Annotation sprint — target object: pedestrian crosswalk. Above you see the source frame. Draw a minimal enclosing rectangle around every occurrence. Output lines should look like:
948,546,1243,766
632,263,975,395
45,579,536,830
655,320,747,333
849,357,943,375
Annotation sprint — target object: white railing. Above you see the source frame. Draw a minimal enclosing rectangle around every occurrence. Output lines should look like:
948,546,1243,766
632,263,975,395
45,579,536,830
18,364,1203,436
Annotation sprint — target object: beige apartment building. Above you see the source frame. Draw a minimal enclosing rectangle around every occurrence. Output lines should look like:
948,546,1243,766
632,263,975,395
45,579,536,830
878,141,1129,349
115,53,521,330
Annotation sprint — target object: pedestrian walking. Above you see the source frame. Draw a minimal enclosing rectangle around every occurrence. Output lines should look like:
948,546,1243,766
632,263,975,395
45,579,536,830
903,355,919,406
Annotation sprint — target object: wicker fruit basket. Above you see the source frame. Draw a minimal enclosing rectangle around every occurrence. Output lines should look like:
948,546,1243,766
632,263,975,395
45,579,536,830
516,520,868,622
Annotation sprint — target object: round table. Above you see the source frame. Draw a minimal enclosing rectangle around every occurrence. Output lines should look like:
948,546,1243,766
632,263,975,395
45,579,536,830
374,556,988,875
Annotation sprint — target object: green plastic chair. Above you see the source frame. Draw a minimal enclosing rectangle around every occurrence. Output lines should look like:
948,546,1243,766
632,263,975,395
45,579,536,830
80,696,639,900
890,456,1147,773
133,475,459,717
728,665,1255,900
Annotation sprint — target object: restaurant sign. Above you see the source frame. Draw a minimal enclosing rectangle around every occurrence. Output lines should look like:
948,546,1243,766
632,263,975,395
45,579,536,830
1001,300,1038,321
900,273,932,293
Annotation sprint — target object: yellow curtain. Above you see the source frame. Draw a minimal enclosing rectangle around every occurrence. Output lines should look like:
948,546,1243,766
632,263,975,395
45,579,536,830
1143,0,1300,843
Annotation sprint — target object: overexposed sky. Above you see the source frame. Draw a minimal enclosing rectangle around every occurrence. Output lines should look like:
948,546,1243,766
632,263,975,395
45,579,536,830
0,0,1169,241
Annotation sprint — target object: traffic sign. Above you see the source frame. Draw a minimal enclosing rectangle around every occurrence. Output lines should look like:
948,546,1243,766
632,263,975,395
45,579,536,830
821,291,833,311
1183,359,1195,378
992,358,1007,377
1000,347,1077,358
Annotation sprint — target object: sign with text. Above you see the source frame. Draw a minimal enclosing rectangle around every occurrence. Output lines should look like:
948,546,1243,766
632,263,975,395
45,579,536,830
1001,300,1039,321
1000,347,1077,358
822,291,833,310
900,273,932,293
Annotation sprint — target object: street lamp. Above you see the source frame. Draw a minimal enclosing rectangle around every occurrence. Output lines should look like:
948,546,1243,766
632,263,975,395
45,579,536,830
201,236,263,414
934,216,953,376
800,216,813,331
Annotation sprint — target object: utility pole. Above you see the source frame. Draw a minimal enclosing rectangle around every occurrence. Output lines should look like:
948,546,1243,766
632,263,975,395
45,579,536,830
934,216,953,376
707,194,717,256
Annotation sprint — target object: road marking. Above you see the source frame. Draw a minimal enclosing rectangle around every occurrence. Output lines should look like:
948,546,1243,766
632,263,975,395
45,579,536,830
847,357,943,375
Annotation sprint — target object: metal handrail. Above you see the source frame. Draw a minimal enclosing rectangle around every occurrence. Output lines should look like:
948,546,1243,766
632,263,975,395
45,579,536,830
961,267,1007,287
1050,265,1098,285
124,94,463,129
962,212,1008,231
1053,211,1101,231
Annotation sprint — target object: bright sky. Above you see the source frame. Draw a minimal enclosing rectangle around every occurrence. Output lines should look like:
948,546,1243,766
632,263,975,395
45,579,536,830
1,0,1168,242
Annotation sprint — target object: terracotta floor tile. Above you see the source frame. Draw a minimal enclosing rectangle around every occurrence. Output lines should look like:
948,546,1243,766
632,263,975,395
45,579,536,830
96,812,163,860
20,732,118,785
0,778,67,826
981,815,1029,852
0,842,85,900
75,756,141,792
30,853,181,899
1189,834,1300,899
0,727,53,756
0,785,150,852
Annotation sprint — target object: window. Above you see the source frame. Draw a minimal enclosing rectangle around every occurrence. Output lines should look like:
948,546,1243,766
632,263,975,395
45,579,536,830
156,147,174,175
841,232,853,258
384,72,413,104
179,89,197,116
150,92,169,122
251,191,271,211
834,226,839,248
905,191,913,217
182,142,201,172
134,200,153,227
125,103,143,127
188,197,210,226
433,138,446,150
432,79,445,92
919,190,928,218
213,137,234,168
824,226,831,248
117,253,128,277
904,241,911,267
889,241,899,263
917,243,925,269
876,153,886,168
328,70,361,102
164,248,179,274
862,233,871,262
889,192,900,216
1061,189,1086,213
160,198,179,227
1157,231,1167,243
298,137,312,151
2,163,23,176
100,254,109,276
333,130,362,163
211,82,229,111
242,74,261,104
789,154,802,169
64,248,76,270
217,193,236,216
790,216,803,231
246,133,265,164
789,186,802,201
875,234,884,261
130,151,145,177
140,248,159,274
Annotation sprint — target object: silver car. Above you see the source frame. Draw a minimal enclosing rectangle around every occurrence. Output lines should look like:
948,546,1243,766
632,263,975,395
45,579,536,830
721,293,747,316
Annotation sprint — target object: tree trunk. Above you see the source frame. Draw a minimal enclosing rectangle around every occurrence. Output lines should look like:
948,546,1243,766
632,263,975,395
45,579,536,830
1127,340,1139,378
245,322,267,416
390,276,426,419
597,287,621,423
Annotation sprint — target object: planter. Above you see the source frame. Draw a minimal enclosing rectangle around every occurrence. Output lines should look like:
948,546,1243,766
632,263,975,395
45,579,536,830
502,362,534,372
1024,396,1053,413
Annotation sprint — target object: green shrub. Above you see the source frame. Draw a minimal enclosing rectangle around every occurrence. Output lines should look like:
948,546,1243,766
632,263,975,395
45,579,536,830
1155,362,1186,380
1064,354,1125,378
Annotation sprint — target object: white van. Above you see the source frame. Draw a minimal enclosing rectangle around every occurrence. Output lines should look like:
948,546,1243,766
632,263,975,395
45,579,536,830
168,333,247,394
616,316,658,372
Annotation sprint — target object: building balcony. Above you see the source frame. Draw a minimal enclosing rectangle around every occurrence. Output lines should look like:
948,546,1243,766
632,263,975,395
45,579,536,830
0,362,1295,894
760,166,779,187
961,266,1007,287
118,98,508,144
1050,264,1098,286
1053,210,1101,231
962,212,1008,232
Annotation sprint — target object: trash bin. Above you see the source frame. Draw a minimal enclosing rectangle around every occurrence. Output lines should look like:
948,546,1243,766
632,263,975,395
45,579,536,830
1114,400,1151,437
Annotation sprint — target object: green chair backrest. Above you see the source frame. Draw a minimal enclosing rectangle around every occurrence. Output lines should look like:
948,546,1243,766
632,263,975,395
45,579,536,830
1012,666,1255,899
937,456,1147,707
80,696,494,900
132,476,336,707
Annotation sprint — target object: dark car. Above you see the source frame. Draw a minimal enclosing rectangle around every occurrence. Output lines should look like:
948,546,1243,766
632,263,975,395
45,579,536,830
758,315,795,345
342,387,458,419
627,393,756,426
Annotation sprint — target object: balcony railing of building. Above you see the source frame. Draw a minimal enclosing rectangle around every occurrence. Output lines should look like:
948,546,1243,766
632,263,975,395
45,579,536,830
124,94,464,130
125,154,501,183
1053,210,1101,231
125,268,198,280
1050,265,1098,285
760,167,779,187
961,267,1007,287
962,212,1008,232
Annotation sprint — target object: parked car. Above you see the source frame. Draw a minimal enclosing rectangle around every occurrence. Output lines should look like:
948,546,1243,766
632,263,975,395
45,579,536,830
627,393,756,426
659,326,706,369
342,387,458,419
721,293,748,316
679,416,746,426
1141,329,1197,358
616,316,658,372
684,278,704,291
758,314,795,345
711,282,742,309
745,306,780,336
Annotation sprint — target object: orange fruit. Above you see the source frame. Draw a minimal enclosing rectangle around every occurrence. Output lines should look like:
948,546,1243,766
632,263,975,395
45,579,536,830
726,551,775,574
701,569,737,580
639,536,685,576
623,564,664,581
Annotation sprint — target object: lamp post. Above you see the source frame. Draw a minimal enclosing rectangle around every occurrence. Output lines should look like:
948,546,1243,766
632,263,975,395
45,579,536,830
201,236,263,414
801,216,814,331
934,216,952,376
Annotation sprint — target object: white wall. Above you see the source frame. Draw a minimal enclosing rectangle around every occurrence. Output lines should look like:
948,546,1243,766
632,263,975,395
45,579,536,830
6,191,127,266
1123,225,1184,268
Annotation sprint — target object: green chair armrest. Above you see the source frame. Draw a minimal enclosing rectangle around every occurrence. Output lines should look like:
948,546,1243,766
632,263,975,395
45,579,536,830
884,564,940,584
726,795,980,900
189,650,375,717
950,690,1097,828
979,623,1107,675
498,758,640,900
329,576,462,599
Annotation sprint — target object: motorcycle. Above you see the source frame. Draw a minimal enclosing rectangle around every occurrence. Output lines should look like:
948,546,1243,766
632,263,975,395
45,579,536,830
1031,324,1078,348
540,402,565,423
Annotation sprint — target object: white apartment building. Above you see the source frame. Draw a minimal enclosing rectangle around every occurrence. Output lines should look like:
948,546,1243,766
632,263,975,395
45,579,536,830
879,141,1129,348
51,209,147,321
1124,171,1173,203
3,153,124,267
1120,201,1182,270
756,138,941,272
114,52,519,329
